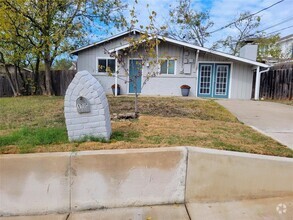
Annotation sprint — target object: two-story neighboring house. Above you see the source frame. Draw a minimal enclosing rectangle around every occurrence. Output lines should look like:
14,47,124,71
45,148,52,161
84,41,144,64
278,34,293,59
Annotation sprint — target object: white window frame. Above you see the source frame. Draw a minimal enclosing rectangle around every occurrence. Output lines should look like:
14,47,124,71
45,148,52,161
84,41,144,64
160,58,176,75
96,57,116,74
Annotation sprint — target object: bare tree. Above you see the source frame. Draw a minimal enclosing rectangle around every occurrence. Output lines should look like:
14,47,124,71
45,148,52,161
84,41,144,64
219,12,261,55
168,0,214,47
105,4,168,116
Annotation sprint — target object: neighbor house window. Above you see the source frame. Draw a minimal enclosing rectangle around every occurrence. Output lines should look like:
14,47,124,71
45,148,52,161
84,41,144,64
97,58,116,73
160,59,175,75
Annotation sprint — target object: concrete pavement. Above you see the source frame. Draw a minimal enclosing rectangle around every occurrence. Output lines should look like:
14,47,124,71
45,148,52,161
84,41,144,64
217,100,293,150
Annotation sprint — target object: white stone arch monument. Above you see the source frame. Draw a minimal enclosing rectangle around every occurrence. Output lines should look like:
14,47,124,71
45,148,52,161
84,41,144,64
64,70,111,141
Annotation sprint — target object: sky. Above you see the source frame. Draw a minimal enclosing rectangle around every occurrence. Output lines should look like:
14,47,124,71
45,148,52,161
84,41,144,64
89,0,293,52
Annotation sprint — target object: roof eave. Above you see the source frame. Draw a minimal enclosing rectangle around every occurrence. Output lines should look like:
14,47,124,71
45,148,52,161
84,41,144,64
70,29,143,55
109,35,269,68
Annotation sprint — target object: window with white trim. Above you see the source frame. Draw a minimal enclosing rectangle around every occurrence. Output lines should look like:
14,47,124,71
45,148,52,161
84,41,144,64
97,58,116,73
160,59,175,75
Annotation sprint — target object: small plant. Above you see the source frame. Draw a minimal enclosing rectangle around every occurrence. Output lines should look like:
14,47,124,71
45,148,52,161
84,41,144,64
180,85,191,89
180,85,191,96
111,84,120,89
111,84,121,95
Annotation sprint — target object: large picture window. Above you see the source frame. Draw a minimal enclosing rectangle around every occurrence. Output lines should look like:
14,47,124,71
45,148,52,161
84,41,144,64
160,59,175,75
97,58,116,73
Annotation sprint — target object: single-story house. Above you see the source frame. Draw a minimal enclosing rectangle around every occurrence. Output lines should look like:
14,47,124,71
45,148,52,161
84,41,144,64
71,29,269,99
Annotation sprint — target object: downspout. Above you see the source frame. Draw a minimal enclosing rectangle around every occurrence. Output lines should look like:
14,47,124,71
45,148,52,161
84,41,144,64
115,50,118,96
156,35,159,72
254,66,270,100
195,49,199,74
195,50,200,97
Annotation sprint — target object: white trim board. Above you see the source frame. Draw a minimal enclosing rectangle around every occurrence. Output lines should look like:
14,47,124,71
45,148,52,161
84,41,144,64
71,29,143,55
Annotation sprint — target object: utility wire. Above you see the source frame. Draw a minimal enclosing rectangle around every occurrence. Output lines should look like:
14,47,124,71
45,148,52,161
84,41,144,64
244,16,293,39
208,0,285,34
266,25,293,36
258,16,293,33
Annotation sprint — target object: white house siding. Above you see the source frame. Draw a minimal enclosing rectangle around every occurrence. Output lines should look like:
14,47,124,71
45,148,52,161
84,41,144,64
278,35,293,58
76,37,255,99
142,76,196,96
230,61,254,99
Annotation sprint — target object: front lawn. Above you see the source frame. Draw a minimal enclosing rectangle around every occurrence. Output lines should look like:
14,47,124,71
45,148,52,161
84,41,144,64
0,96,292,157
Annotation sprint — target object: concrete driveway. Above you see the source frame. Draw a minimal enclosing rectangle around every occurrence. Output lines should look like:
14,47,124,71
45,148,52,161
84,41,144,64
217,100,293,150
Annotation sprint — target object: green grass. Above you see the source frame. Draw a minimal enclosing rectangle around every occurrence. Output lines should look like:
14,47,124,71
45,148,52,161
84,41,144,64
0,96,64,130
111,130,141,142
0,127,68,153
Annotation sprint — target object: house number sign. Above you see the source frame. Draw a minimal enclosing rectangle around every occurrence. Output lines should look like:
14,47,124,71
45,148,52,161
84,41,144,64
76,96,91,113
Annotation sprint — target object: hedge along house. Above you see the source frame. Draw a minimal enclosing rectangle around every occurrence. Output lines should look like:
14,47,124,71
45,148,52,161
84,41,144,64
71,29,269,100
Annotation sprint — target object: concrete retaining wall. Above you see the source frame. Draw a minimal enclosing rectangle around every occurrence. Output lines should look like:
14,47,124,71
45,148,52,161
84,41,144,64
70,148,187,211
186,147,293,203
0,153,71,216
0,147,292,217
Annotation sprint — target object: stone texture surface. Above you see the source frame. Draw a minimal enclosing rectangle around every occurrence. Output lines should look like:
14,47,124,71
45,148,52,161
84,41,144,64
0,153,71,216
70,148,187,211
186,147,293,203
187,196,293,220
64,70,111,141
68,205,189,220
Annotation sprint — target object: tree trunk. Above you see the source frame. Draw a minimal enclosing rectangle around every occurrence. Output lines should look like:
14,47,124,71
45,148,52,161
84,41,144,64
4,65,18,97
18,66,30,95
31,57,40,95
44,54,53,96
134,92,139,117
13,65,20,95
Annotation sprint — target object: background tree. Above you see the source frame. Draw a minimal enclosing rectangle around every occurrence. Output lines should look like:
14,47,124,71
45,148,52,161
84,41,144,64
1,0,126,95
168,0,214,47
52,59,74,70
256,34,282,62
0,4,33,96
219,12,261,55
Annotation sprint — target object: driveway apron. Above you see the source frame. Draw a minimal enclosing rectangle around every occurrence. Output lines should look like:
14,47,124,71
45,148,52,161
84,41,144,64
217,100,293,150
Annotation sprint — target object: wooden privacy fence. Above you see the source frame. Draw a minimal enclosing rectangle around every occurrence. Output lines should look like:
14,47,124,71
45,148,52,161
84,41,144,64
0,70,76,97
0,74,13,97
50,70,76,96
259,63,293,100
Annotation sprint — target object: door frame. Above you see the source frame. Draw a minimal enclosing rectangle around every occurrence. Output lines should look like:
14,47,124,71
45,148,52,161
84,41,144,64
197,61,233,99
197,63,214,98
212,64,231,99
128,58,143,94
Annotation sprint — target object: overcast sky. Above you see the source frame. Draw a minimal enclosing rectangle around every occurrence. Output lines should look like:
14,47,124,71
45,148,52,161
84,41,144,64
87,0,293,52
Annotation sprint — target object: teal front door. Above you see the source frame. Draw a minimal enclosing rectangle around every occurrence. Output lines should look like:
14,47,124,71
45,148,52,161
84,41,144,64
198,63,230,98
129,60,142,94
